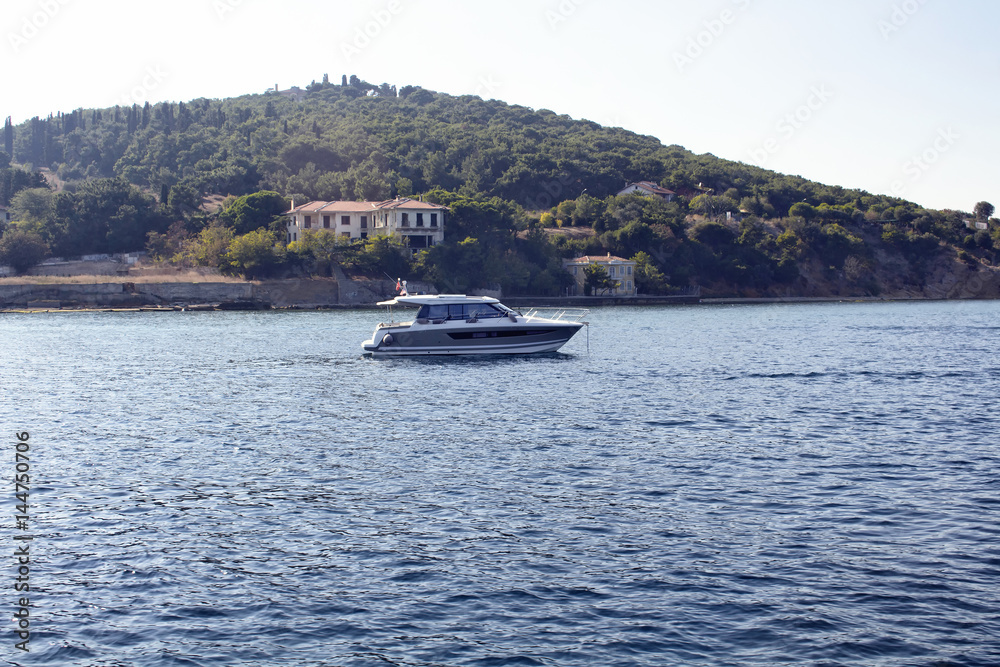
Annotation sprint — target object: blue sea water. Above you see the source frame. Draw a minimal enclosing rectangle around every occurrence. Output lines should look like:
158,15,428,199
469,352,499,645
2,300,999,666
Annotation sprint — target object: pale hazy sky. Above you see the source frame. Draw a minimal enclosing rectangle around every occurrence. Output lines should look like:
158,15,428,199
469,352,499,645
4,0,998,212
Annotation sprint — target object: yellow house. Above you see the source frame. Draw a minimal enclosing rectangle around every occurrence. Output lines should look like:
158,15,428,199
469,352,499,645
286,198,447,248
563,254,637,296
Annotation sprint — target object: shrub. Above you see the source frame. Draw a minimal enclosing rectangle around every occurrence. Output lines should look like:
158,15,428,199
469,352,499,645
225,229,286,279
0,228,49,274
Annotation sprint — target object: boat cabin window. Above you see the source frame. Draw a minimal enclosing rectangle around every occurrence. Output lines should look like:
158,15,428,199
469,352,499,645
415,303,506,320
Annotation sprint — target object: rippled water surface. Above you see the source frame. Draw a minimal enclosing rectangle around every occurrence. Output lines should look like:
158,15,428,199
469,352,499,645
2,301,999,666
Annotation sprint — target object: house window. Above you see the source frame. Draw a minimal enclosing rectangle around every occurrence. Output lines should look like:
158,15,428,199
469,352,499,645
361,232,368,239
304,216,312,229
401,213,409,227
361,216,368,229
627,266,633,276
627,280,633,291
323,215,331,229
430,213,438,227
341,216,350,226
608,266,616,276
292,232,297,242
416,213,424,227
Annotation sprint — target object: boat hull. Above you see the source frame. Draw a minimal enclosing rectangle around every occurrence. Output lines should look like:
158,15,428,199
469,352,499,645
362,322,583,356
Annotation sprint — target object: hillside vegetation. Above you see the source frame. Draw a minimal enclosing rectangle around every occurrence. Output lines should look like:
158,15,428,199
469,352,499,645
2,76,998,297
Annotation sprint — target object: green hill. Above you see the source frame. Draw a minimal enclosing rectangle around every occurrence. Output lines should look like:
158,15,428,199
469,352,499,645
2,76,998,298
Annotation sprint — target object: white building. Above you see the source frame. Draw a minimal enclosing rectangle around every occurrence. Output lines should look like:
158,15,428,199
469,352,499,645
616,181,676,202
268,85,307,102
286,198,447,248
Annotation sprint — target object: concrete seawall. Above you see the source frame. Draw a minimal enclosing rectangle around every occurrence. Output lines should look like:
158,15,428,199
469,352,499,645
4,272,998,311
0,282,255,309
0,278,402,310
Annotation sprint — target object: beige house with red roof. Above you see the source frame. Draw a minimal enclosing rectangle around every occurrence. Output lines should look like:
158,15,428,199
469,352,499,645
563,254,637,296
617,181,676,202
286,198,447,248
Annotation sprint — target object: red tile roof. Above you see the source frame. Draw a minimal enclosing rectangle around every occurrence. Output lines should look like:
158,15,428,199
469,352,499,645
620,181,677,197
565,255,633,264
287,198,448,214
372,198,448,211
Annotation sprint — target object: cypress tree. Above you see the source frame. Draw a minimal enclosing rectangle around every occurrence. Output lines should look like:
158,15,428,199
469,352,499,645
5,117,15,157
29,117,43,165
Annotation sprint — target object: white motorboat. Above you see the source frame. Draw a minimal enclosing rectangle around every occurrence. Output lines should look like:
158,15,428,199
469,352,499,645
361,294,588,356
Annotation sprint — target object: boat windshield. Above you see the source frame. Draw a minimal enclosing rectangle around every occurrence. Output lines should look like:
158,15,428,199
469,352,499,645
416,302,507,320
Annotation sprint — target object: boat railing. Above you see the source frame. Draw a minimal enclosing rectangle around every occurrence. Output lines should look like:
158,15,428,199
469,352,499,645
377,319,412,329
522,307,590,323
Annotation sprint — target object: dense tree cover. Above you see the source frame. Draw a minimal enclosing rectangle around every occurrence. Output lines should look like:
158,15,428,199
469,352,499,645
8,178,169,257
2,77,998,293
6,76,933,217
217,190,288,235
1,164,47,206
